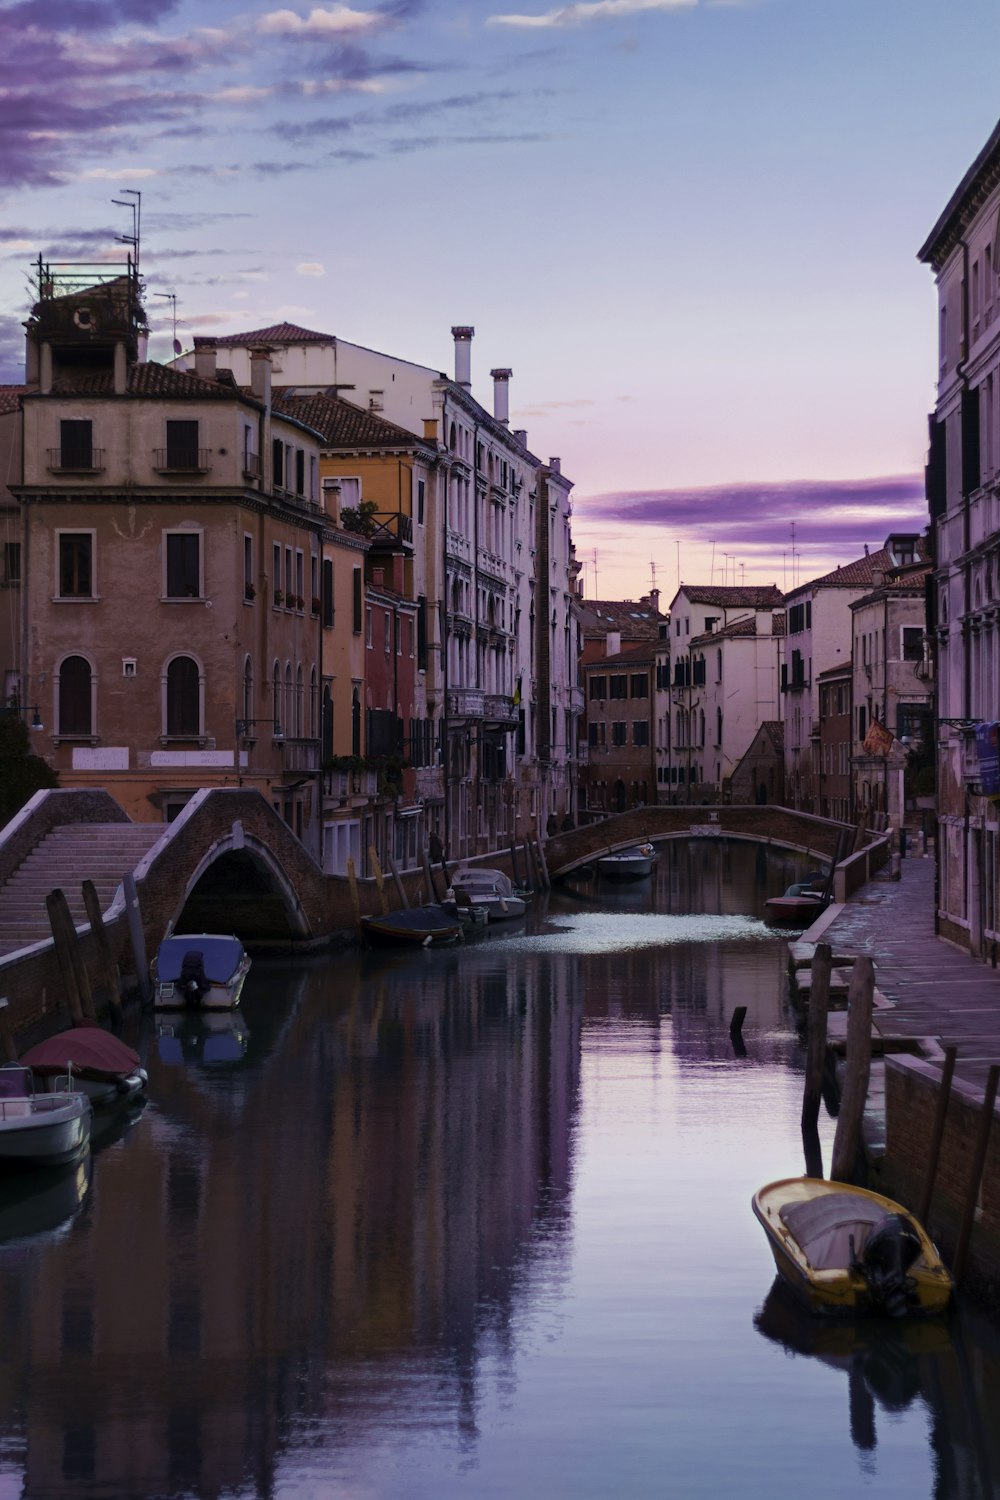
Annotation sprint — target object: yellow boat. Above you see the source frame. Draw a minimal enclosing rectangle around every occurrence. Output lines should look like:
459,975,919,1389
752,1177,953,1318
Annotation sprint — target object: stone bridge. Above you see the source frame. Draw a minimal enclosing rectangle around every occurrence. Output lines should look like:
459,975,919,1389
0,787,404,1044
545,805,854,879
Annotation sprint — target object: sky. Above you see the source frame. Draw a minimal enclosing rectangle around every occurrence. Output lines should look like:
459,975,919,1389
2,0,999,600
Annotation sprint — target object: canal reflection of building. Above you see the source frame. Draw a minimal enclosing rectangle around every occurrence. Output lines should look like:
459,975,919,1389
755,1279,1000,1497
0,950,581,1498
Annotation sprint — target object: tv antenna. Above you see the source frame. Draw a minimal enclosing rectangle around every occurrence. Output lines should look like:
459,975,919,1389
112,188,142,271
156,291,181,356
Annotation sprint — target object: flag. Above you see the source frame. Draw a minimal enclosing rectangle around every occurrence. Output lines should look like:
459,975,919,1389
513,677,522,707
862,718,894,757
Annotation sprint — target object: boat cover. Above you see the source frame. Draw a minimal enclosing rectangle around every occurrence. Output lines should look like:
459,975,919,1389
156,935,245,983
21,1028,140,1078
779,1194,888,1270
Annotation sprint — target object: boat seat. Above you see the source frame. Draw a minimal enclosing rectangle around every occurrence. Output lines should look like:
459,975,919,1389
779,1194,888,1271
1,1100,32,1118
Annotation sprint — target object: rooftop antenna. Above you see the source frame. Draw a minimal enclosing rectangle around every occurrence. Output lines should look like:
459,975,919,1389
790,521,797,590
675,539,681,589
156,291,181,356
710,540,716,586
112,188,142,272
592,547,598,599
650,559,657,594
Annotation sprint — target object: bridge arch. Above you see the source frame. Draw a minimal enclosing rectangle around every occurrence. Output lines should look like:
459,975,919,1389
166,828,311,940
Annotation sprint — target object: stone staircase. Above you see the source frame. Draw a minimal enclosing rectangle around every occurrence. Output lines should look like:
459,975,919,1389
0,822,164,958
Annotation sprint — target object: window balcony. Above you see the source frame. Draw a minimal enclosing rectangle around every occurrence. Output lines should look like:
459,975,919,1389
153,448,212,474
47,447,105,474
282,737,320,773
483,694,519,726
447,688,485,719
367,512,414,553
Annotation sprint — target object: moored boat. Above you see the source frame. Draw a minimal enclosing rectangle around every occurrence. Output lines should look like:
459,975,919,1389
445,867,529,921
0,1066,92,1171
151,933,251,1010
21,1027,148,1107
360,905,463,948
596,842,657,880
752,1176,952,1317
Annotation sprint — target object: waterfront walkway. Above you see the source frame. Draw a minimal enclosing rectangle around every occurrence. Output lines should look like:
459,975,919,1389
816,854,1000,1099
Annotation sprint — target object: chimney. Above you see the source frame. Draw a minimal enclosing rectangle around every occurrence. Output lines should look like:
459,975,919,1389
371,566,385,588
194,341,217,381
757,610,773,636
549,456,561,475
451,325,474,388
113,341,127,395
513,428,527,448
250,347,272,406
490,367,512,426
423,418,439,442
137,331,149,363
872,569,885,589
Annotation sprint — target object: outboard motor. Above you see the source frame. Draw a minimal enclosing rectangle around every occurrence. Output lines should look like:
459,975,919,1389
859,1214,922,1317
179,950,210,1008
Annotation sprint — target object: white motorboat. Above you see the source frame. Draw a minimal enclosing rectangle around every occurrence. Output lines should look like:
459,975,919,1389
0,1066,92,1170
151,933,251,1010
446,867,529,921
596,842,657,880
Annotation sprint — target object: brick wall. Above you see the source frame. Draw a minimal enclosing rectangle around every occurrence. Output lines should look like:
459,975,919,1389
880,1056,1000,1309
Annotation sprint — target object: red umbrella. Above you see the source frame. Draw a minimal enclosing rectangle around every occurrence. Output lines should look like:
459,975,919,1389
22,1028,140,1078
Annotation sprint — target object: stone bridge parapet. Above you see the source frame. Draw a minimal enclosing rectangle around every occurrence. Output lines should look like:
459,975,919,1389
546,805,853,877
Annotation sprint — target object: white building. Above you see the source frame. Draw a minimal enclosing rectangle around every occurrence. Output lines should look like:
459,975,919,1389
918,118,1000,958
200,322,581,856
663,585,783,799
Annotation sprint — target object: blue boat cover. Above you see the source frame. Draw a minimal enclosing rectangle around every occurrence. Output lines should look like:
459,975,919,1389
156,935,245,983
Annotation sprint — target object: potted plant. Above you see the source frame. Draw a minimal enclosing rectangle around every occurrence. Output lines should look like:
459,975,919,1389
244,583,256,601
273,588,284,606
311,595,321,614
296,594,305,610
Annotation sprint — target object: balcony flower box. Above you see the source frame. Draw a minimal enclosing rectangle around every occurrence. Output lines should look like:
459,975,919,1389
273,589,284,606
311,596,321,614
296,595,305,610
244,584,256,601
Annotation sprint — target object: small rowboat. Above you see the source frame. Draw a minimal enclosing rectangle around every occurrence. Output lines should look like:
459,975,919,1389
752,1177,952,1318
596,842,657,880
360,905,463,948
22,1027,147,1107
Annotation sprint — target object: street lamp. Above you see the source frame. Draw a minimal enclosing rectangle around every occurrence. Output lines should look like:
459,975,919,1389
2,698,43,730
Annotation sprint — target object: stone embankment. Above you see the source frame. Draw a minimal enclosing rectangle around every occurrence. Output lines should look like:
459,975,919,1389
796,855,1000,1306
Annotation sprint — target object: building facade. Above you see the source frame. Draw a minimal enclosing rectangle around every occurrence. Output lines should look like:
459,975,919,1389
919,120,1000,956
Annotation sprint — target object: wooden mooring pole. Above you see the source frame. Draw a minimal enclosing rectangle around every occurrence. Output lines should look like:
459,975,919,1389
368,846,389,915
82,879,123,1022
122,872,151,1007
830,956,875,1183
346,856,362,932
386,853,409,910
801,942,832,1136
917,1045,957,1226
729,1006,747,1058
952,1063,1000,1286
422,849,441,904
45,888,89,1025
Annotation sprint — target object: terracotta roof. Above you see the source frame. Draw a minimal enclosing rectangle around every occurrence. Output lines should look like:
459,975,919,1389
679,585,783,608
0,386,25,415
38,361,258,402
579,598,665,634
817,661,853,680
271,390,429,451
690,611,785,647
585,644,654,668
206,323,336,347
787,547,898,596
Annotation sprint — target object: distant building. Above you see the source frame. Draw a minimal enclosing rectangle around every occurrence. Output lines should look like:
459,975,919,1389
581,644,656,813
814,664,853,822
729,721,785,807
664,585,783,801
849,562,933,829
918,117,1000,956
780,536,921,813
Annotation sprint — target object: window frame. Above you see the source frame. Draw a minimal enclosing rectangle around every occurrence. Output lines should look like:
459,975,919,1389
54,652,96,741
55,530,96,601
163,528,203,601
161,652,205,742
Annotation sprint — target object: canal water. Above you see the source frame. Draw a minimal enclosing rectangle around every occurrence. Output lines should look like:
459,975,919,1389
2,841,1000,1499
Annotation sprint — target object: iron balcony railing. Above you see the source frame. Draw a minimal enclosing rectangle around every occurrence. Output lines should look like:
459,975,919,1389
153,448,212,474
47,447,105,473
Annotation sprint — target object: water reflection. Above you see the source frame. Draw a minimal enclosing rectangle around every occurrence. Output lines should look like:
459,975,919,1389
0,842,998,1498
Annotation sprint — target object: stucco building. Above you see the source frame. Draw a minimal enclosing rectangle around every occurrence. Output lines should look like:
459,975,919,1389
918,119,1000,957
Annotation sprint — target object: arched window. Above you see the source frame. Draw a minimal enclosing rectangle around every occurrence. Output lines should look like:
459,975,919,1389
322,684,333,761
309,667,317,739
352,686,361,757
57,654,93,736
272,661,281,731
295,664,304,738
449,422,457,452
243,656,253,723
284,663,293,738
166,655,200,737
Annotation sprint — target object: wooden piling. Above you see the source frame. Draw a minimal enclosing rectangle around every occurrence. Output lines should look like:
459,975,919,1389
46,889,87,1026
386,853,409,910
509,843,523,889
523,838,540,890
801,942,832,1135
830,955,875,1183
0,998,18,1063
122,872,151,1007
917,1045,957,1225
729,1006,747,1058
952,1062,1000,1285
368,846,389,915
82,879,122,1021
534,838,551,891
346,856,362,932
422,849,441,904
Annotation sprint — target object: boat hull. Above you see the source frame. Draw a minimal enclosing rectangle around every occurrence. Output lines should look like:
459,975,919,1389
753,1177,952,1317
0,1095,92,1170
361,907,462,947
151,934,251,1010
764,896,825,926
